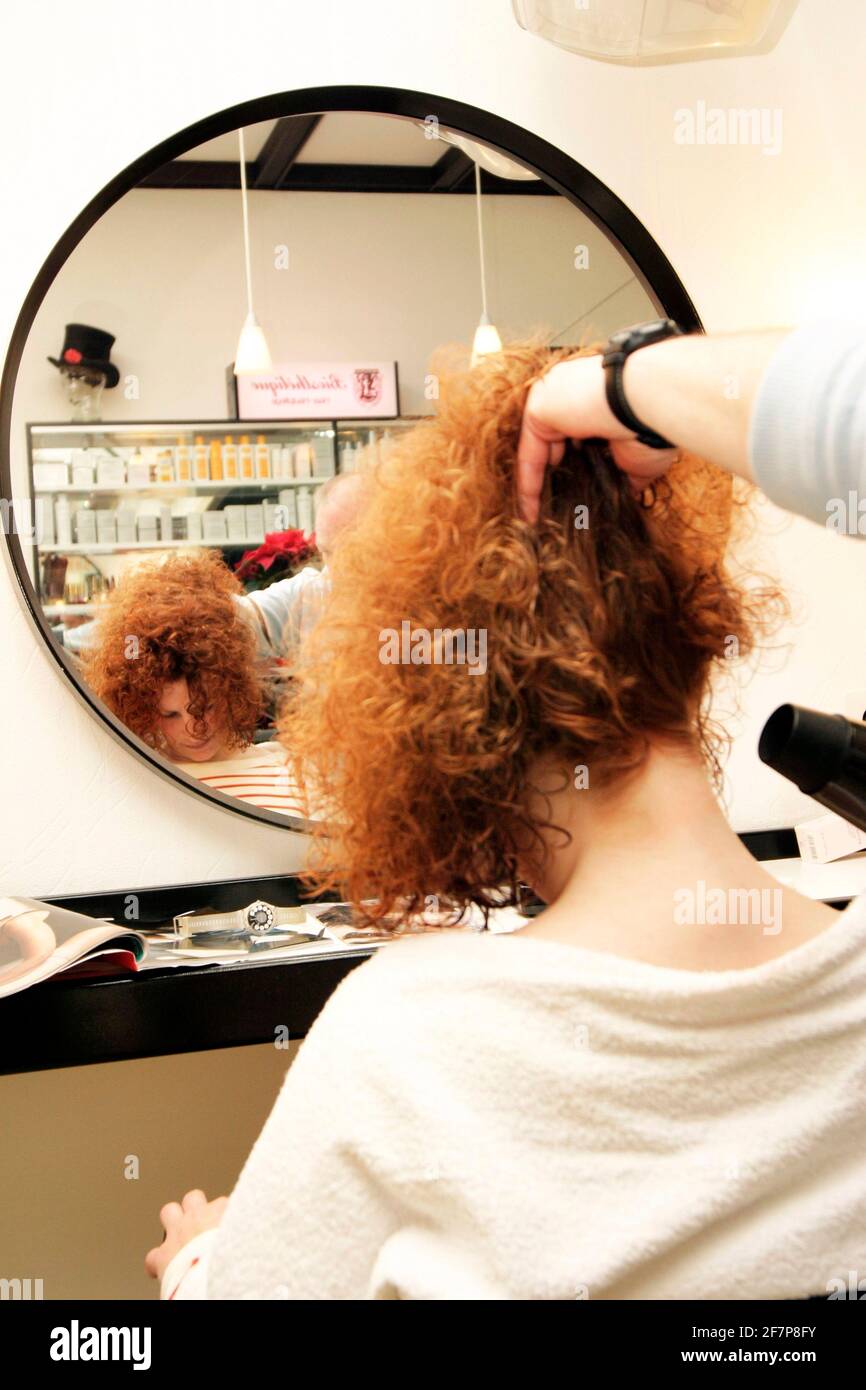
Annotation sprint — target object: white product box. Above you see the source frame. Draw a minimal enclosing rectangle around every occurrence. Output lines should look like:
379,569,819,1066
116,505,138,544
127,460,151,486
202,512,228,541
74,510,97,543
312,435,333,476
54,497,72,545
293,443,313,479
96,511,117,544
224,504,247,540
263,502,285,534
33,461,70,489
186,512,203,542
277,488,298,528
794,811,866,864
35,497,55,546
96,458,127,487
244,504,265,542
71,463,96,487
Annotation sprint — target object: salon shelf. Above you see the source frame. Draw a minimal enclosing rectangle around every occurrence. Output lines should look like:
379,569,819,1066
39,477,331,494
42,602,98,618
37,540,269,554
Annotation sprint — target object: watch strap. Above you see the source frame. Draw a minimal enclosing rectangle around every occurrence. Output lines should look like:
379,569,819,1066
175,901,306,934
602,319,685,449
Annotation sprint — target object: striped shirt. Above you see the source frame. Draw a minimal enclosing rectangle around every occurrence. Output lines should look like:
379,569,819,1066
176,740,303,817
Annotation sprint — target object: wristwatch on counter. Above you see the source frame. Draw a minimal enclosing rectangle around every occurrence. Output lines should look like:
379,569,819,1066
601,318,686,449
173,899,311,937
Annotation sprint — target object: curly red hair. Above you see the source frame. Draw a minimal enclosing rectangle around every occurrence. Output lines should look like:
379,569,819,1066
281,338,784,926
82,549,263,752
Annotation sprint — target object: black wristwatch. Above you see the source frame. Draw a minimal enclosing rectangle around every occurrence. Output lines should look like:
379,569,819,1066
601,319,685,448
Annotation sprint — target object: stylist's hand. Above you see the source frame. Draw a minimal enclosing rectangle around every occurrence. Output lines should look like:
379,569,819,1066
516,354,681,522
144,1188,228,1283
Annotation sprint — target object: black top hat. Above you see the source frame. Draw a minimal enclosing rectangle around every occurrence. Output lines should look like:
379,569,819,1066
48,323,120,389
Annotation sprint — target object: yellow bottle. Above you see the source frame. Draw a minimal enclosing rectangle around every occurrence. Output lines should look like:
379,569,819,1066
238,434,255,480
175,435,192,482
209,438,224,481
192,435,209,481
156,449,175,484
254,434,271,480
223,435,238,480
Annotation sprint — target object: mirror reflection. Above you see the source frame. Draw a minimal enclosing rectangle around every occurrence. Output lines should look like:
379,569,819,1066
10,109,657,821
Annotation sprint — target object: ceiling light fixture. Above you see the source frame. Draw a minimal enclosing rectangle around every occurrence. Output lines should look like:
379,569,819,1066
234,126,273,375
470,163,503,367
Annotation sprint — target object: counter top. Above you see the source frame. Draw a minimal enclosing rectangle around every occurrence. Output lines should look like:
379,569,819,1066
0,945,375,1076
764,853,866,901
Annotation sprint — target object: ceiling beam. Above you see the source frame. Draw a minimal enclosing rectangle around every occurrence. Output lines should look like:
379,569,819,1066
429,147,475,192
137,159,554,194
253,114,322,189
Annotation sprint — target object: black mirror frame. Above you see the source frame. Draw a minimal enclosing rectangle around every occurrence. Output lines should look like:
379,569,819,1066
0,83,702,832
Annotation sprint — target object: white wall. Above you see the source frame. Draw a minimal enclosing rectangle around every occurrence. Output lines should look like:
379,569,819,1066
11,184,652,491
2,0,866,896
3,0,866,1305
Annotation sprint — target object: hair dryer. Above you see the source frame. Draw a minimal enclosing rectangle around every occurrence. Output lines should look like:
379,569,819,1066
758,704,866,833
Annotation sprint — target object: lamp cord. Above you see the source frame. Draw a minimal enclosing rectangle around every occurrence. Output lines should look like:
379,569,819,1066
239,127,254,319
474,162,489,321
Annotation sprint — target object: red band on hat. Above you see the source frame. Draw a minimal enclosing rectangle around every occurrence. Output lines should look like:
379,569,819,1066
63,348,83,363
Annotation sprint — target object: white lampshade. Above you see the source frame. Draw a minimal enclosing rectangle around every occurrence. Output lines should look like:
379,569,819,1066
471,314,503,367
438,130,539,181
234,311,272,375
512,0,787,64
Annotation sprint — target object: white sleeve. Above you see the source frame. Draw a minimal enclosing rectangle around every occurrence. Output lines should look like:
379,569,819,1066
240,567,326,661
201,958,405,1300
749,320,866,534
160,1229,218,1301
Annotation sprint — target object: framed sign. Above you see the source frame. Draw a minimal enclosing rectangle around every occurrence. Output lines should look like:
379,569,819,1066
234,360,400,421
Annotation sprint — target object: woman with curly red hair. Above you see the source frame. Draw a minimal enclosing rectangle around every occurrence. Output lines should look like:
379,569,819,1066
81,549,300,815
149,338,866,1302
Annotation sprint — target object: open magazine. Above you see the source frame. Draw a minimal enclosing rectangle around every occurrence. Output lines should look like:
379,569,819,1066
0,896,149,998
0,895,530,999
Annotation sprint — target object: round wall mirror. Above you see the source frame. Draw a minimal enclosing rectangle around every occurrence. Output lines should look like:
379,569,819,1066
0,85,700,830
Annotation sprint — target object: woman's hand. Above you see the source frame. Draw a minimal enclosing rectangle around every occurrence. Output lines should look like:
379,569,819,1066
515,354,681,522
144,1188,229,1283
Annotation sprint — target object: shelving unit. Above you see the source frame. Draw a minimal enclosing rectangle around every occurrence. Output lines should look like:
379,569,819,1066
27,416,423,628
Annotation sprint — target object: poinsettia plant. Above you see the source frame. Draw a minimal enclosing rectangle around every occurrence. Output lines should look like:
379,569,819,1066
233,528,318,590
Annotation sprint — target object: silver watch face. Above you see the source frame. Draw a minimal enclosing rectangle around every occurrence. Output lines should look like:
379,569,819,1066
246,900,275,934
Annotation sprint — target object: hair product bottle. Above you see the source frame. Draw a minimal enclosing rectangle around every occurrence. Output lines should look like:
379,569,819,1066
175,436,192,482
155,449,175,484
238,434,255,480
209,438,224,481
223,435,239,481
254,434,271,479
296,485,313,535
192,435,210,481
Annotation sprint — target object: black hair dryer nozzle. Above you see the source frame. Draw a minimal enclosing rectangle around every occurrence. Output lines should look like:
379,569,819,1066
758,703,866,834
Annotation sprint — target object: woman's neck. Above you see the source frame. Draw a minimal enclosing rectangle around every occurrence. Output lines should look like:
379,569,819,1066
520,744,836,969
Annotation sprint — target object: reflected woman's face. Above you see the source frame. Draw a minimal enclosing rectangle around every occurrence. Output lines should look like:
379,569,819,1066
157,677,227,763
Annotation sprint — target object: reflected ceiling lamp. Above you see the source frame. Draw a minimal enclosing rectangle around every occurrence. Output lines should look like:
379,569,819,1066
234,126,272,375
470,163,503,368
511,0,790,64
437,130,539,181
